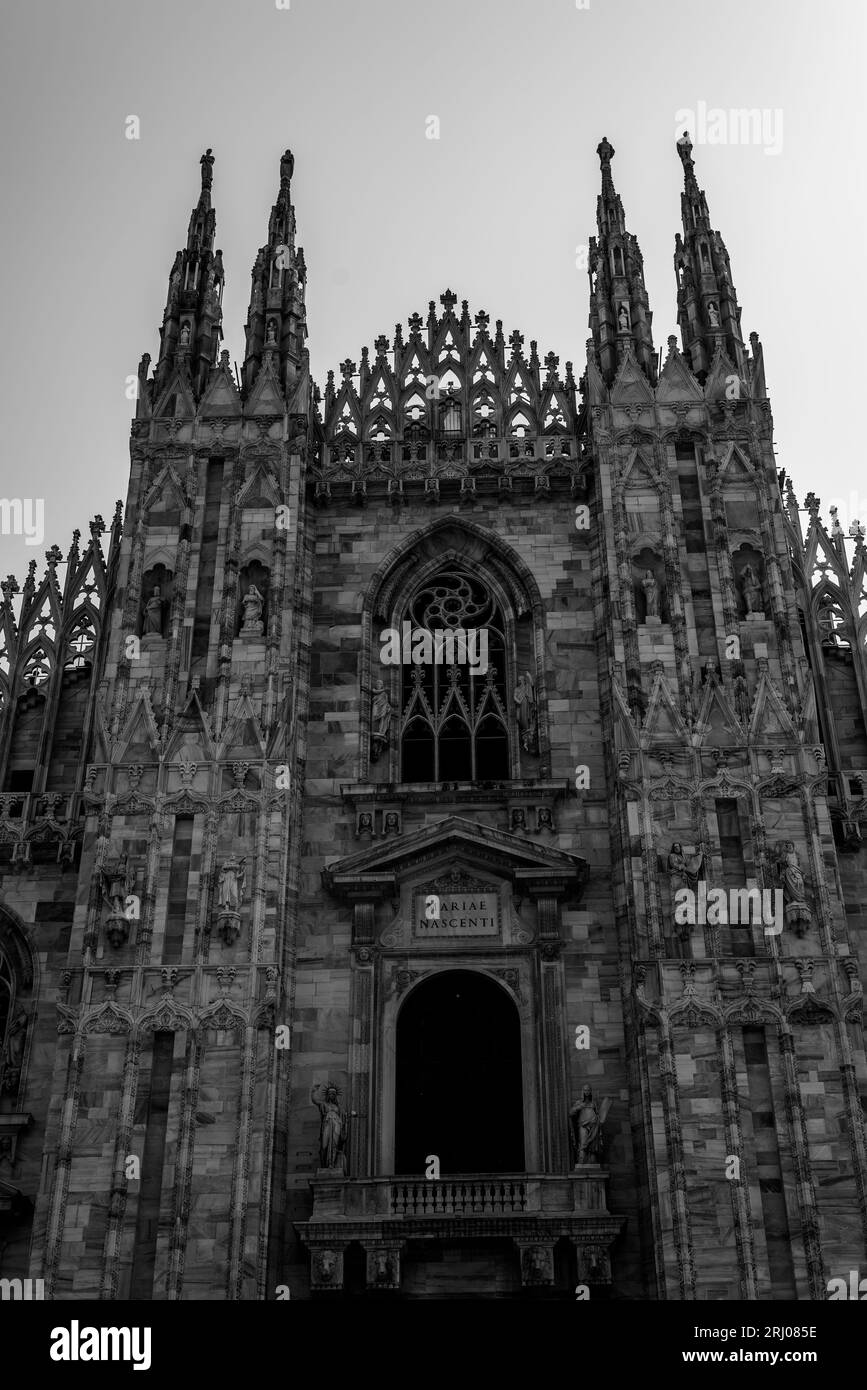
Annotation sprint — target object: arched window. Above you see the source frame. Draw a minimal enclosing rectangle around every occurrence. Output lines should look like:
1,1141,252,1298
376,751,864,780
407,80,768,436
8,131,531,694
399,569,510,783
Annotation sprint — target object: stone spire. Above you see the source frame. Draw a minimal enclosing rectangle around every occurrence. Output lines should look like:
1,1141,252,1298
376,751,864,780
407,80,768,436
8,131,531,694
242,148,309,403
674,131,745,380
587,136,657,387
153,149,225,402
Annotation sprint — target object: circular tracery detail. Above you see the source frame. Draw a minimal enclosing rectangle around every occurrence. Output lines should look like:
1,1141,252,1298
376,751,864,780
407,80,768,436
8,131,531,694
409,573,494,631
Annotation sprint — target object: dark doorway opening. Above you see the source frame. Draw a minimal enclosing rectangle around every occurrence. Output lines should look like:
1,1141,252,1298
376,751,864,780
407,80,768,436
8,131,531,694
395,969,524,1174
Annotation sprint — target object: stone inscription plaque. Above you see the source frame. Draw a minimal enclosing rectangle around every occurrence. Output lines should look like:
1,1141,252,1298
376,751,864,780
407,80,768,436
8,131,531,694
413,891,499,937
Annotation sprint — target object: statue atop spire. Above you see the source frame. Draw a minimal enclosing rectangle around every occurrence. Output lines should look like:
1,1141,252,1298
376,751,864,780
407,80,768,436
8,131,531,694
676,130,694,177
597,136,615,193
280,149,294,187
200,147,215,192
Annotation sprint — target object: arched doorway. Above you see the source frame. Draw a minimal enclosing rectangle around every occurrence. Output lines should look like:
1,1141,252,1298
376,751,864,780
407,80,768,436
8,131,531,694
394,970,525,1174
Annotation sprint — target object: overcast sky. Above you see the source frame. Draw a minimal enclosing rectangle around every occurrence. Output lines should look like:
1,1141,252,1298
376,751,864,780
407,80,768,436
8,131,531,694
0,0,863,580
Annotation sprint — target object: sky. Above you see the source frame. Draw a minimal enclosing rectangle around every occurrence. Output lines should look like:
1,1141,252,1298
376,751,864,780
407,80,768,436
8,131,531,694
0,0,864,580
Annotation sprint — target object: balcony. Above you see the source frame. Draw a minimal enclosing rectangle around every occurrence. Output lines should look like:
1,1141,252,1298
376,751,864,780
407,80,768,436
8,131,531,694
295,1171,623,1294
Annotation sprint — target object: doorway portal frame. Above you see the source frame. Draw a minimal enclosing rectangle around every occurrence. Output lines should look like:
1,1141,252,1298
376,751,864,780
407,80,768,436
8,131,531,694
376,958,539,1176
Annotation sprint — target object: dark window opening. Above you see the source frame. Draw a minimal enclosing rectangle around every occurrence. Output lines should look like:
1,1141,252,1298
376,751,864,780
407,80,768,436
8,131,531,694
395,970,524,1174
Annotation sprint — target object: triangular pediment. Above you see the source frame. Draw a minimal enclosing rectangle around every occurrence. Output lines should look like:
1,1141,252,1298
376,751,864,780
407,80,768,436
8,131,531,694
705,347,747,403
656,343,703,402
322,815,587,896
717,441,755,483
199,360,241,417
112,689,161,762
695,678,744,745
245,355,286,416
152,369,196,420
610,348,656,405
642,673,689,744
749,673,797,741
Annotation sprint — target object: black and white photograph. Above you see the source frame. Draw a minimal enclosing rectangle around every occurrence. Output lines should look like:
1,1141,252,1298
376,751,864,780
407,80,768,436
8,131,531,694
0,0,865,1369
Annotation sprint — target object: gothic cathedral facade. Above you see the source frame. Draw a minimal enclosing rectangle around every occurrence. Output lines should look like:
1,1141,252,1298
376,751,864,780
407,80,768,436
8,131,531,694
1,137,865,1300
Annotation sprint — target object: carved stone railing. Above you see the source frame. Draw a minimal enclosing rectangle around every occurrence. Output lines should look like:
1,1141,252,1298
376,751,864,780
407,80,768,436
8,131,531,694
390,1177,526,1216
312,436,586,503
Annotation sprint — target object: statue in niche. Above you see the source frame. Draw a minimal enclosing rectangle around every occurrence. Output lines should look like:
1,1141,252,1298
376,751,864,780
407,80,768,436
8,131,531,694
101,853,135,916
739,563,763,615
370,680,391,762
179,321,191,348
513,672,538,754
100,852,137,948
310,1082,348,1173
774,841,811,933
666,841,704,895
383,812,399,835
617,301,630,331
569,1085,611,1166
142,585,165,636
217,856,246,914
1,1001,28,1091
265,318,278,346
641,569,660,619
240,584,264,635
707,300,721,327
356,811,373,837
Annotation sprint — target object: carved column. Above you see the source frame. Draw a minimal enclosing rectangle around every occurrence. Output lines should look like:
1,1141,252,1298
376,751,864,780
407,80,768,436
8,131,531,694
718,1024,758,1298
533,888,569,1171
348,898,377,1178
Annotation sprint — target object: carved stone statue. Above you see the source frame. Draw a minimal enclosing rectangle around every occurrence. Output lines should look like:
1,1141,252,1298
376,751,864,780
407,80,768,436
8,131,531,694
617,301,630,331
570,1085,611,1166
240,584,264,635
216,856,246,946
142,586,164,636
642,569,660,619
371,680,392,762
217,857,246,914
179,321,191,348
102,852,135,919
513,672,538,754
740,564,763,615
707,300,721,327
265,318,278,346
666,841,704,895
774,841,811,933
100,852,137,948
2,1001,27,1091
310,1082,348,1173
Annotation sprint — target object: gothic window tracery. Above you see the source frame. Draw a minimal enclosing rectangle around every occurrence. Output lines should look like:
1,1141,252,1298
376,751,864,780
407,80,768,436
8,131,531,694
399,569,510,783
